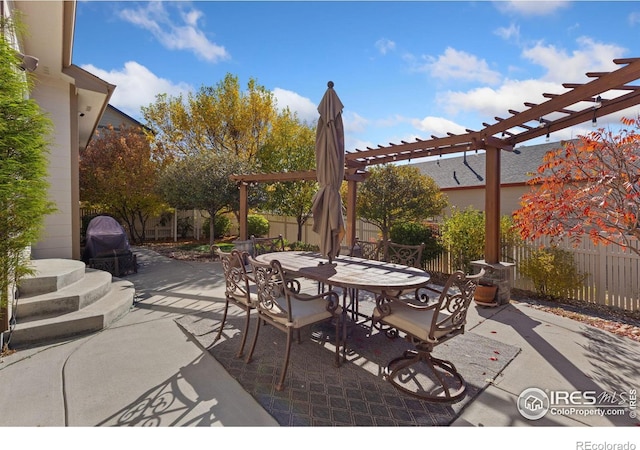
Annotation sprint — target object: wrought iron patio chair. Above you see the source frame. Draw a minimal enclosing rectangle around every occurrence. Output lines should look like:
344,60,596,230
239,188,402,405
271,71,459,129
349,238,382,261
213,248,256,358
251,234,285,256
343,238,383,322
371,269,484,402
381,241,425,269
250,233,303,290
245,256,342,391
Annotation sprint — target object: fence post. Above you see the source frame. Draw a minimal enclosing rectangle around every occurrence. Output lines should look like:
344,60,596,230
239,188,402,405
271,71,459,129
173,211,177,242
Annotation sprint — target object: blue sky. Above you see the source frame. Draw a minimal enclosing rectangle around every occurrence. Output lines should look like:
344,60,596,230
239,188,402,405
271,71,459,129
74,1,640,155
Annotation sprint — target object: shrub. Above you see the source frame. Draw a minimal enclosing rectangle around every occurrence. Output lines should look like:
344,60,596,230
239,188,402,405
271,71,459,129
214,214,231,237
519,246,587,299
248,214,269,237
440,207,485,273
176,217,193,238
440,207,522,272
390,222,442,265
288,241,319,252
203,214,232,239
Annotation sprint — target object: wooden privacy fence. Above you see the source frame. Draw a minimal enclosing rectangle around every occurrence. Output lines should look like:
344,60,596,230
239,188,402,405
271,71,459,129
80,208,639,312
261,214,640,312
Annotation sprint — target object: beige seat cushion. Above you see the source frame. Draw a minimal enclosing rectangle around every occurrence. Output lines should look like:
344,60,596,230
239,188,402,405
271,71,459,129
230,291,258,307
263,295,341,329
373,300,455,341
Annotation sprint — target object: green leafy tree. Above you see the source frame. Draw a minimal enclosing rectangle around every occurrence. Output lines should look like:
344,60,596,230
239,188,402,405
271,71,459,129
354,164,448,242
157,152,248,245
439,207,485,273
80,124,169,244
142,74,276,228
142,73,275,162
0,15,55,333
440,207,520,273
390,221,442,265
257,109,317,241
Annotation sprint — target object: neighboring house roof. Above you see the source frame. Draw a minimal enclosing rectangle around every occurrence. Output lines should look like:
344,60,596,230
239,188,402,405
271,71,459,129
98,104,152,134
411,140,577,190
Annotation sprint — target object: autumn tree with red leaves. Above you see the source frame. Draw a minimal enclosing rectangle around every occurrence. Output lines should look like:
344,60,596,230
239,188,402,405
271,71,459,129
80,124,170,244
514,116,640,257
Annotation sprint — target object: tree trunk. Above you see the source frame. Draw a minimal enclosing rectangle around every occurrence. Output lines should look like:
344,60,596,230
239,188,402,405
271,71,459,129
208,210,216,246
297,217,303,242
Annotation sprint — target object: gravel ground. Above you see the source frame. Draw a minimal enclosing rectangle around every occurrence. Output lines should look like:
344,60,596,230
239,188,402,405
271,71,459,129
138,240,640,343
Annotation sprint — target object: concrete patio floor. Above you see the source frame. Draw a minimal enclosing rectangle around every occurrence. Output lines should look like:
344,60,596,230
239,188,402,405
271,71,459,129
1,247,637,442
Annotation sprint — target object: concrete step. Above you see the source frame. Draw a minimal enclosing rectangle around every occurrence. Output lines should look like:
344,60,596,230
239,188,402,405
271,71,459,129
8,278,135,349
18,259,87,297
16,269,113,322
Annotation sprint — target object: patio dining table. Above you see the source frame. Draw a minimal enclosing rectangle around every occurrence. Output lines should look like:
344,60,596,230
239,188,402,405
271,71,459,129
253,250,431,361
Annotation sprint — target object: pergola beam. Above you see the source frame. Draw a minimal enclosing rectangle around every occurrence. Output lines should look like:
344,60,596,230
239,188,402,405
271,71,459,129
229,57,640,261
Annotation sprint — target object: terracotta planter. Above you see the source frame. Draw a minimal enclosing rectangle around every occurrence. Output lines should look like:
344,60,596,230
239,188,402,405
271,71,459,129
474,284,498,305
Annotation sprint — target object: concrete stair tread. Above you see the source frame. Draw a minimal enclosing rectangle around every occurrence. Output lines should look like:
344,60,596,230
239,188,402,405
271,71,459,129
19,259,87,297
17,269,114,321
9,279,135,348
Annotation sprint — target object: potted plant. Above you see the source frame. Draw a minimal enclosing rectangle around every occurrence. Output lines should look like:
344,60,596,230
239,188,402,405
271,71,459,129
474,281,498,306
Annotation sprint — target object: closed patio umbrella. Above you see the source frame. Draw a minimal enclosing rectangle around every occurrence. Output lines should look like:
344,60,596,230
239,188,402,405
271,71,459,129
311,81,345,263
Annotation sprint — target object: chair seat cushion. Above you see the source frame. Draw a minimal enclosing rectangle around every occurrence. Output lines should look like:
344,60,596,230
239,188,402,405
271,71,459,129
265,295,341,329
373,301,454,342
229,291,258,307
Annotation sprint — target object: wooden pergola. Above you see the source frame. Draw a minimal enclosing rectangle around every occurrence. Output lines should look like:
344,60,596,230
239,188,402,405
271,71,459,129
231,57,640,265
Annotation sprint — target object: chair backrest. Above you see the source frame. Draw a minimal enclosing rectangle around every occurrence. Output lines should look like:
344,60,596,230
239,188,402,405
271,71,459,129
349,238,382,261
247,256,292,322
427,270,484,341
251,234,285,256
382,241,425,268
215,247,252,301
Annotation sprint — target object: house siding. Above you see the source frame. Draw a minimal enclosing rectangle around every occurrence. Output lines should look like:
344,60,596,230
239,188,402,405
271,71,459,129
411,141,572,217
30,77,74,259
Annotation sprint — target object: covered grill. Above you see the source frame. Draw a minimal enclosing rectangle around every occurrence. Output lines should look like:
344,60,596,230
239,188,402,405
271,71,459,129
82,215,137,276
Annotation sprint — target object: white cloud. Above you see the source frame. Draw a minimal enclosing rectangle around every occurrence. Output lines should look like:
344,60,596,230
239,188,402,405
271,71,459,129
414,48,502,85
272,88,317,123
374,114,410,129
343,112,369,134
432,36,627,127
411,116,468,137
630,11,640,26
438,78,563,119
495,1,571,16
81,61,193,119
375,38,396,55
347,137,375,153
494,23,520,41
119,2,229,63
522,37,626,83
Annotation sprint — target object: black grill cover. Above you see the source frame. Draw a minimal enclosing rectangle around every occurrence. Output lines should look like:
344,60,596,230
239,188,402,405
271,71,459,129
82,216,131,262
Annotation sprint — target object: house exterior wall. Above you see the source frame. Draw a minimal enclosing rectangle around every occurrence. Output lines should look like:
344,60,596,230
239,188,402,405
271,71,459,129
98,105,141,130
30,77,75,259
441,185,530,217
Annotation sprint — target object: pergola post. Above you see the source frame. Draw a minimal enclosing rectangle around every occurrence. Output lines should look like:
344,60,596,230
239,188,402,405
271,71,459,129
485,146,501,264
346,178,357,249
472,145,514,306
238,182,248,241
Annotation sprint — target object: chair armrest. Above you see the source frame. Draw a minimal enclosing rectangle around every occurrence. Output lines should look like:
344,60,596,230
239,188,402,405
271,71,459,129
374,290,439,319
415,285,442,304
291,289,340,314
